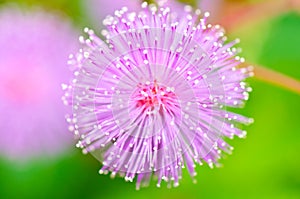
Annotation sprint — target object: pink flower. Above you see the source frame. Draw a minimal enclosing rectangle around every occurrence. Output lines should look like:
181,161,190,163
84,0,141,28
199,0,223,16
65,2,253,189
0,6,78,161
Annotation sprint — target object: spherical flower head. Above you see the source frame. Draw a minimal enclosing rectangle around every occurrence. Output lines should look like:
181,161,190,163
64,2,253,189
0,6,78,161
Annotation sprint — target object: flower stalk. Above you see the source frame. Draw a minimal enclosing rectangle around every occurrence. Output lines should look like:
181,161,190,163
251,64,300,95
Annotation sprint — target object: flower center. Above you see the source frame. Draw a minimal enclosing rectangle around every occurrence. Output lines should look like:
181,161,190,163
120,79,182,138
132,79,177,114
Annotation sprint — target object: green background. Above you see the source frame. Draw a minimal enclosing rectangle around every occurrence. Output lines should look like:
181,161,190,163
0,0,299,198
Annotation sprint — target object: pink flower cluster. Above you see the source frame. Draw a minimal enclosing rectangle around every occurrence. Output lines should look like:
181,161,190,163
64,2,253,189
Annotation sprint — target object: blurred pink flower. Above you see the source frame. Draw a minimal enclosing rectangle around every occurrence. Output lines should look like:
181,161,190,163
0,6,78,161
158,0,223,21
198,0,223,15
84,0,224,28
84,0,141,28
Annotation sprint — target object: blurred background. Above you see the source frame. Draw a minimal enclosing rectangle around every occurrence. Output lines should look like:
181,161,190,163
0,0,299,198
